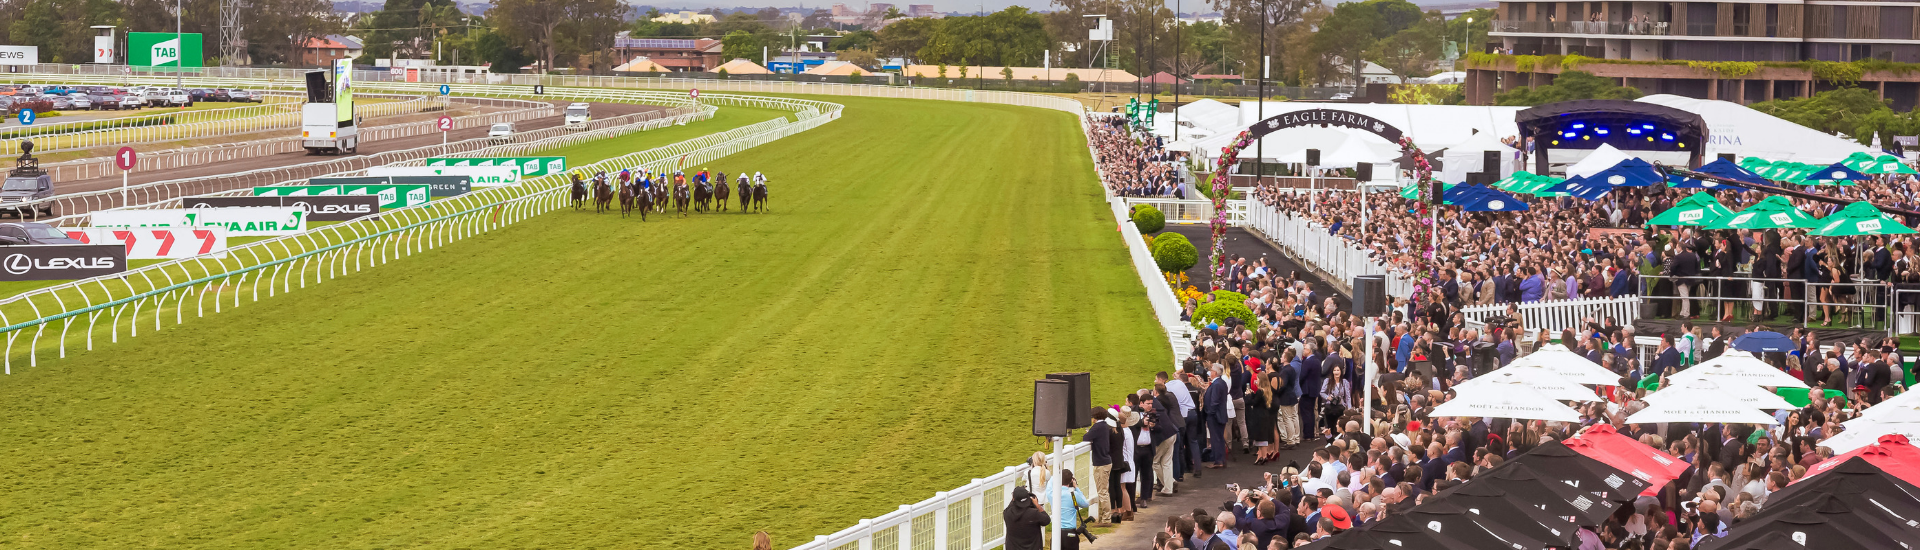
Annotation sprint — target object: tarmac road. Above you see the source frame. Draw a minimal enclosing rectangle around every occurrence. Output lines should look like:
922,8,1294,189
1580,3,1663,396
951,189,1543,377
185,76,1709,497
53,100,668,196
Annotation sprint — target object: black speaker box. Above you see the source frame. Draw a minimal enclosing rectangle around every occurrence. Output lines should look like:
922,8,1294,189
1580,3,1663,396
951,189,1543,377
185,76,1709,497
1352,275,1387,317
1034,379,1073,437
1305,148,1321,166
1046,372,1092,429
1354,163,1374,181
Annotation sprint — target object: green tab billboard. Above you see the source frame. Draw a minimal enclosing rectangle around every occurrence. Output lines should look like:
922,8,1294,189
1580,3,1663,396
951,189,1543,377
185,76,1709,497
426,157,566,177
254,184,429,208
129,32,204,68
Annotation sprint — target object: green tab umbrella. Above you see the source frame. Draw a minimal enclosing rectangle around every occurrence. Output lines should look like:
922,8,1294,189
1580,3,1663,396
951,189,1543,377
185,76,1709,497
1707,195,1821,229
1401,181,1455,199
1810,201,1919,236
1841,151,1880,171
1648,192,1734,226
1862,155,1919,175
1492,170,1533,190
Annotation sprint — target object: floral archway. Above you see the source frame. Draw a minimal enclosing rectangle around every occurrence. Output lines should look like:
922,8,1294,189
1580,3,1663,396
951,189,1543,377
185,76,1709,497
1206,109,1438,302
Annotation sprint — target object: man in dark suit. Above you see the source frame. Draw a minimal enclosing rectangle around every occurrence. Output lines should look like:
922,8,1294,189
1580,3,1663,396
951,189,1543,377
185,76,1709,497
1082,407,1116,516
1862,350,1893,405
1610,259,1635,297
1490,271,1510,304
1441,269,1461,306
1669,245,1701,318
1297,343,1325,442
1203,366,1231,469
1754,246,1782,319
1653,335,1683,373
1784,238,1806,318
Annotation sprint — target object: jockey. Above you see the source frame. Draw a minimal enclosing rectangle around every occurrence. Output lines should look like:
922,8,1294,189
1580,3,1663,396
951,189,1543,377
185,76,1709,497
753,172,767,184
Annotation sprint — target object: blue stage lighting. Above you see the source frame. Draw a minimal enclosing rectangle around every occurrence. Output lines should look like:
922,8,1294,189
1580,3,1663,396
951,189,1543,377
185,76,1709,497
1572,123,1586,129
1660,133,1675,141
1627,128,1642,135
1595,128,1609,135
1643,124,1655,129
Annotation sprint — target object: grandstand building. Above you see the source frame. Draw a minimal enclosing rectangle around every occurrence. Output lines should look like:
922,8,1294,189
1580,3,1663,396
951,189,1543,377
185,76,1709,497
611,35,723,72
1469,0,1920,109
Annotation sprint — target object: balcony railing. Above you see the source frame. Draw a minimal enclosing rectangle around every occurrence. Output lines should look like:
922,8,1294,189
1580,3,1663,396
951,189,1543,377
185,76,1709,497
1496,20,1672,36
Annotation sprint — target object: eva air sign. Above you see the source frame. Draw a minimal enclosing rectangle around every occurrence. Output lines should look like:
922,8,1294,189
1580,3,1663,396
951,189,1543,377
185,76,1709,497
425,157,566,177
129,32,204,68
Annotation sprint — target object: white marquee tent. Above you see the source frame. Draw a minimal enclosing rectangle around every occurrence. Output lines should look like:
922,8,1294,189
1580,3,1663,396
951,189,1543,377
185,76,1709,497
1635,94,1876,164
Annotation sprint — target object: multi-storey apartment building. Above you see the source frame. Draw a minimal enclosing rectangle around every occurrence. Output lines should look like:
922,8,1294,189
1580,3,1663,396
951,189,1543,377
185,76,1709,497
1467,1,1920,108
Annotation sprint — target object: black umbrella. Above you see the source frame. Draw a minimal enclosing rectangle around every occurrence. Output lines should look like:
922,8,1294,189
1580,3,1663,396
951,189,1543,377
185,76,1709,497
1397,499,1558,550
1709,531,1829,550
1422,482,1580,547
1293,522,1485,550
1503,439,1653,503
1759,456,1920,518
1732,331,1795,353
1700,494,1920,550
1469,462,1621,526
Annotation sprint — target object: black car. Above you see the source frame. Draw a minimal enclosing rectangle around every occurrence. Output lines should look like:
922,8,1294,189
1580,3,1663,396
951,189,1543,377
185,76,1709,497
0,223,83,245
187,88,211,102
207,89,231,101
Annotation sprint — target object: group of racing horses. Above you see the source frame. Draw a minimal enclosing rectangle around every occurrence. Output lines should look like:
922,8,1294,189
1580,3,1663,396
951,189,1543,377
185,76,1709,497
568,169,768,220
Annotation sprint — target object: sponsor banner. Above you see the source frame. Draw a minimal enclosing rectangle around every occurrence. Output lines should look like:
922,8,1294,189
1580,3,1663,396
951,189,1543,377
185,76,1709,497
334,59,354,125
93,36,113,64
366,165,521,187
187,195,381,221
337,184,429,209
128,32,203,68
390,176,472,198
308,177,392,188
0,45,39,66
425,157,567,177
184,207,306,236
253,185,343,197
0,245,126,282
91,209,189,228
62,227,229,259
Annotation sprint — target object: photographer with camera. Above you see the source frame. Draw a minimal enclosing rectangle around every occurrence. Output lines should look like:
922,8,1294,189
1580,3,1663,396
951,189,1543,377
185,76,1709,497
1003,486,1049,550
1041,469,1096,550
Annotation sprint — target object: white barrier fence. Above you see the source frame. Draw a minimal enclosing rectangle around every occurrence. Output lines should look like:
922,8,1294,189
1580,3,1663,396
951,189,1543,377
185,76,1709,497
0,91,834,371
0,92,433,155
1242,201,1414,297
1462,295,1643,340
796,442,1093,550
36,96,552,182
1120,197,1247,225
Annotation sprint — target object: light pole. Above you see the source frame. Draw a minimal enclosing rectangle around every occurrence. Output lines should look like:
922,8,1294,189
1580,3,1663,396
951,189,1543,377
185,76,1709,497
176,0,183,90
1464,17,1474,60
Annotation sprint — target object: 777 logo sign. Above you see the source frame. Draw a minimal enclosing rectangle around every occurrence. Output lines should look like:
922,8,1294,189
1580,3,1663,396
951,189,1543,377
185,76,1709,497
63,227,228,259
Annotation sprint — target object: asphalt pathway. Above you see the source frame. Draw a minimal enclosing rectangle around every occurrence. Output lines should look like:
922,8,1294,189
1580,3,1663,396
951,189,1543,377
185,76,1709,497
1163,225,1350,312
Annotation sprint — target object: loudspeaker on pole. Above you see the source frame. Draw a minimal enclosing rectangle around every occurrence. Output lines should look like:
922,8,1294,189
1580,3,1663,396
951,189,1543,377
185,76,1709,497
1352,275,1387,317
1034,379,1073,437
1046,372,1092,429
1305,148,1320,166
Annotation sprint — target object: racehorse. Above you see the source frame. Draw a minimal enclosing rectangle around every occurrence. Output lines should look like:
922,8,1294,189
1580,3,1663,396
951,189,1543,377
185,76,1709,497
673,182,691,215
618,179,636,218
592,172,614,214
652,183,669,213
752,181,768,213
569,174,588,211
693,182,712,213
714,172,730,212
737,177,751,212
633,185,653,221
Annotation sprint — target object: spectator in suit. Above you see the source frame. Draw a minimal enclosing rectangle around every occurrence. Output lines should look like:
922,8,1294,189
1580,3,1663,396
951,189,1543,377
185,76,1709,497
1298,342,1325,443
1653,334,1683,374
1610,258,1636,297
1519,266,1545,303
1669,244,1701,318
1203,366,1232,469
1082,407,1115,521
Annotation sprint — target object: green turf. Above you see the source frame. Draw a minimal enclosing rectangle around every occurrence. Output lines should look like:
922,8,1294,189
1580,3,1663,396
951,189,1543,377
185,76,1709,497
0,96,1167,547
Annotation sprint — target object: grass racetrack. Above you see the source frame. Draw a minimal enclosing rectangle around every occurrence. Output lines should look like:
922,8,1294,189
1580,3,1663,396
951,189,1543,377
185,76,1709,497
0,96,1166,547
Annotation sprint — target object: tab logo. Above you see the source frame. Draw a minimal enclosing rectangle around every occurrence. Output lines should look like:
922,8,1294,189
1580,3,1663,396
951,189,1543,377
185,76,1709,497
547,159,565,173
523,160,538,174
152,38,181,66
1678,210,1703,222
407,188,427,204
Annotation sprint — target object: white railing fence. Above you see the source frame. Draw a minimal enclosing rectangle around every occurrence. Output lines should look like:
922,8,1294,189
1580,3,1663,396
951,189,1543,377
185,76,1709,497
1461,295,1643,340
794,443,1093,550
0,92,434,155
0,92,833,371
1242,201,1413,297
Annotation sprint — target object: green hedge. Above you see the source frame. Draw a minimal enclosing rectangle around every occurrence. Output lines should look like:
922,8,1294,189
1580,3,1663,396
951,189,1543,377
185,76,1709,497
1193,300,1256,329
1209,290,1248,305
1151,232,1196,274
1131,204,1165,234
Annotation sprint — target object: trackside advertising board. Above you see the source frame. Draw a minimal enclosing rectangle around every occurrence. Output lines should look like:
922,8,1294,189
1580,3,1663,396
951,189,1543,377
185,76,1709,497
128,33,204,68
311,176,472,198
62,227,230,259
92,208,307,236
189,195,381,222
0,245,127,281
424,157,567,177
252,185,430,208
365,165,521,187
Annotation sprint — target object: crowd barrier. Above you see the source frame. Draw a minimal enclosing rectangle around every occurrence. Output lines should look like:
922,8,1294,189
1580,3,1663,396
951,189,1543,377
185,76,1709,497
34,96,552,182
797,443,1094,550
1462,295,1643,341
0,91,833,372
1242,201,1413,297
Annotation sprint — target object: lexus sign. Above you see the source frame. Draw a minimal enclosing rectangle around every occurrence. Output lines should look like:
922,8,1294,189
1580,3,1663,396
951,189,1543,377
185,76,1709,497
0,245,126,281
0,45,38,66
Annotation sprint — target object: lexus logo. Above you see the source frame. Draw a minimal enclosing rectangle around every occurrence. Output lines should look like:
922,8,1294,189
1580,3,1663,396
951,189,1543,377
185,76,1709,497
4,253,115,274
4,254,29,275
292,201,372,214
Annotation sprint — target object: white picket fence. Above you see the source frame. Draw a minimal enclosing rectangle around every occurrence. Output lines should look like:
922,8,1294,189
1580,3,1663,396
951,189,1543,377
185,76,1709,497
799,443,1094,550
1461,295,1643,340
1121,197,1247,226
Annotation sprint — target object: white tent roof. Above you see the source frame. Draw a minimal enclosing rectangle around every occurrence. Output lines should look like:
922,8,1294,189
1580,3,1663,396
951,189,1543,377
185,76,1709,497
1429,381,1582,422
1271,132,1394,164
1506,344,1621,385
1636,94,1875,165
1667,352,1810,389
1458,365,1603,402
1642,378,1795,410
1564,143,1636,178
1237,102,1526,156
1175,99,1242,134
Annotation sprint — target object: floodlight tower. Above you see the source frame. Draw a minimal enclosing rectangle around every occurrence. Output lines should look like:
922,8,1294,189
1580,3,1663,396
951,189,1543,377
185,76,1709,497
1085,14,1113,109
220,0,249,66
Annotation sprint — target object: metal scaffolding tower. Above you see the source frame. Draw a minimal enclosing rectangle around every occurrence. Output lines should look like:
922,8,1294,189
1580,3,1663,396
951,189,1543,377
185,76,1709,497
220,0,248,65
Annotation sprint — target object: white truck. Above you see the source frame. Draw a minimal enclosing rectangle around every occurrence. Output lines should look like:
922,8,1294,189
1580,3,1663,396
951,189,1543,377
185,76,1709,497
301,65,358,155
563,102,591,130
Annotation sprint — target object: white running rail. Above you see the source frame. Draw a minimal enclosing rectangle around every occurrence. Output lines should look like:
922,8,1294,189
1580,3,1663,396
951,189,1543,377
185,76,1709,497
0,92,432,155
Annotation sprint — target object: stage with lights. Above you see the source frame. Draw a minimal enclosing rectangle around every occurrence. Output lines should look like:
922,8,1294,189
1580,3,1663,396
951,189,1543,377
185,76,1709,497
1515,99,1708,175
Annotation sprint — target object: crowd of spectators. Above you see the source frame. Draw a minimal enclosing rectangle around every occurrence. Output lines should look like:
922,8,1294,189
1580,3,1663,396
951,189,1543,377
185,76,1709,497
1092,116,1188,198
1251,161,1920,328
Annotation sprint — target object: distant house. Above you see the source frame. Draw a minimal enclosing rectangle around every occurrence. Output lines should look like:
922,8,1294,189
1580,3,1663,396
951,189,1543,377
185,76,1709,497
805,60,868,76
613,57,673,73
296,35,363,67
652,10,716,24
712,58,773,75
612,34,723,72
1139,72,1184,84
1189,74,1245,85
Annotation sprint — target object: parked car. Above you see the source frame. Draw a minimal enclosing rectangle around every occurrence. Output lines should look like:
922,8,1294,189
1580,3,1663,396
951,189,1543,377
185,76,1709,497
488,122,515,141
85,92,114,110
5,96,52,117
0,223,81,245
206,89,231,102
166,89,191,106
65,93,92,110
186,88,209,102
227,89,256,102
43,96,73,111
117,94,144,110
0,171,54,218
142,87,168,107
